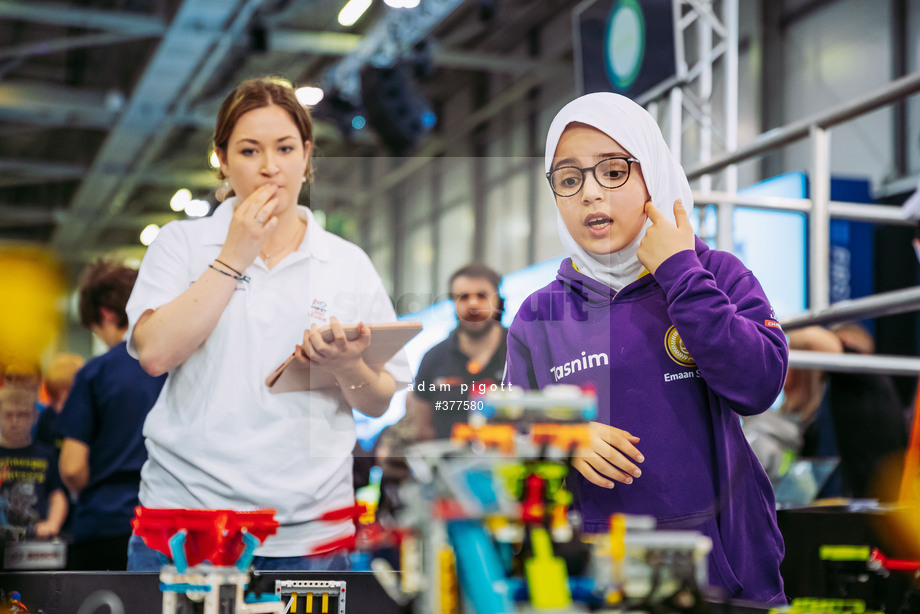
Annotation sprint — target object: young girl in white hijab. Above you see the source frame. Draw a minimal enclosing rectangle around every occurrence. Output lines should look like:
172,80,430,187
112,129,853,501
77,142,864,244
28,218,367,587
505,92,788,604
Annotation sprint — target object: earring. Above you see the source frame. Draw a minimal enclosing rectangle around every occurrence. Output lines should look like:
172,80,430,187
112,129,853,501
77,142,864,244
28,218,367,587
215,180,231,202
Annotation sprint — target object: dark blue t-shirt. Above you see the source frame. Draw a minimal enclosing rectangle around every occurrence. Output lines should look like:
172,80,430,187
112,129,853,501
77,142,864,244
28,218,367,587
414,327,507,439
57,342,166,542
34,404,63,453
0,442,62,539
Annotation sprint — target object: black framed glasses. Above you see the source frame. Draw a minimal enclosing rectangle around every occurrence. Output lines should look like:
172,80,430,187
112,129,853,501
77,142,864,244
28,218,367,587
546,156,640,198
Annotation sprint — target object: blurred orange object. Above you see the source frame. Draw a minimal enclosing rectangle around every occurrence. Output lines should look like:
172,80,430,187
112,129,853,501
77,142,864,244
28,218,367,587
899,379,920,504
531,424,591,451
0,247,65,375
451,423,516,453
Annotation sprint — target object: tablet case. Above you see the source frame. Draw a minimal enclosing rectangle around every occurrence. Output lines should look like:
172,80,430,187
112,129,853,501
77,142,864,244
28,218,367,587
266,321,422,392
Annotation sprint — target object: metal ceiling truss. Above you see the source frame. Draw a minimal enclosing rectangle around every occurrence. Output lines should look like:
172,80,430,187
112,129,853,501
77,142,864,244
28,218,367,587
269,28,545,75
323,0,466,103
0,31,162,62
0,0,166,34
643,0,738,250
0,80,120,130
2,0,562,257
50,0,264,255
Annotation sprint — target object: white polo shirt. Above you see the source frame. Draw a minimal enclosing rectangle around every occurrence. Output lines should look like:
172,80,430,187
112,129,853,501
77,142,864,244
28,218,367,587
126,200,410,556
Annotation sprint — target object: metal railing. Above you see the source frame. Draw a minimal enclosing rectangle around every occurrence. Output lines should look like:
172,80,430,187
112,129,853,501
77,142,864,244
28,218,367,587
788,350,920,377
687,70,920,375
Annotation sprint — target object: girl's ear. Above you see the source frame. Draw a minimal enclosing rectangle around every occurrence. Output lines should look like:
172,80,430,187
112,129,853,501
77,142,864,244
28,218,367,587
627,158,650,196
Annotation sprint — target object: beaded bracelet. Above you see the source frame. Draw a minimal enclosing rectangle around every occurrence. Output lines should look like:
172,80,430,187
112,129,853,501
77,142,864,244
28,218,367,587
208,263,251,283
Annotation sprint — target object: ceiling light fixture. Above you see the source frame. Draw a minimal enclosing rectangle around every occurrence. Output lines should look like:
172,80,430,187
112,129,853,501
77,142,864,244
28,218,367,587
338,0,372,27
170,188,192,212
140,224,160,246
295,86,325,106
384,0,420,7
185,200,211,218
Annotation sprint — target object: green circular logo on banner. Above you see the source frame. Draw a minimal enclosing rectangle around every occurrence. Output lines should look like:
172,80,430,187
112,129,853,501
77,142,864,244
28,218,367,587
605,0,646,90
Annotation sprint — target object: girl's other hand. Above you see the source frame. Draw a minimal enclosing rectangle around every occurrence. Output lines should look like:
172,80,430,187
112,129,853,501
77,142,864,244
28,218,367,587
572,421,644,489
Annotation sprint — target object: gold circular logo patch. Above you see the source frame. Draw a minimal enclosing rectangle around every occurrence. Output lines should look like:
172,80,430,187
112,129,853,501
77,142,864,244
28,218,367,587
664,326,695,367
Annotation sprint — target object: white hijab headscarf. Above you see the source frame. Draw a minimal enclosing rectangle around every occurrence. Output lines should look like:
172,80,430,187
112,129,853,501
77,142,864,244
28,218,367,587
545,92,694,291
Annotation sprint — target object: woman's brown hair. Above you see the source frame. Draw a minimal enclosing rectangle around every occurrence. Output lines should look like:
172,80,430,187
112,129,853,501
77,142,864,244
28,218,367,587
213,76,314,187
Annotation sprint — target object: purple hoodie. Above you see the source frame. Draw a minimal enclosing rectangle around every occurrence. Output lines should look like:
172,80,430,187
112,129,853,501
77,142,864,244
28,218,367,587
505,237,788,604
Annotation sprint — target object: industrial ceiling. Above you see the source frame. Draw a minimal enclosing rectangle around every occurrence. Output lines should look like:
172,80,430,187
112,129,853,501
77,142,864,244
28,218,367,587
0,0,579,267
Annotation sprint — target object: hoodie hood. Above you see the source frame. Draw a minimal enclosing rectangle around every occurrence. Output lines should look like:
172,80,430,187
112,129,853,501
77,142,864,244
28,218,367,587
545,92,694,291
555,237,712,306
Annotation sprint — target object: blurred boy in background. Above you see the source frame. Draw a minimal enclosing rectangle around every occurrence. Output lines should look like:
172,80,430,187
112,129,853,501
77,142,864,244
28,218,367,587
0,386,67,540
58,261,166,570
35,353,86,451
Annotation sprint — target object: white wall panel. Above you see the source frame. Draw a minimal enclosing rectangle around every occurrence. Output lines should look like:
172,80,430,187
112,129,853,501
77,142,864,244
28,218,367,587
400,223,434,310
403,162,433,227
535,174,565,262
437,203,475,292
782,0,893,188
485,170,530,274
909,0,920,176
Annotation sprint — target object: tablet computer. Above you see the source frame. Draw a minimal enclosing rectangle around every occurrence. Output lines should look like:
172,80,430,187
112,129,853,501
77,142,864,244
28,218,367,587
266,321,422,393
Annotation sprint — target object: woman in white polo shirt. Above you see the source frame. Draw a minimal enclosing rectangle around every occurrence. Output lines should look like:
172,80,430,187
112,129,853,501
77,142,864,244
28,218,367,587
124,76,410,571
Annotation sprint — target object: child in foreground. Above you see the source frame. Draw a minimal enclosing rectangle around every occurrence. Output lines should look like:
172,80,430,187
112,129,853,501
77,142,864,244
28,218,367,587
504,92,788,604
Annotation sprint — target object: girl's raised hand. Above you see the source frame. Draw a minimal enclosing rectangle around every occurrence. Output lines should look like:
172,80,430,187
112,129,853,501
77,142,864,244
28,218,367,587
218,184,280,271
637,199,695,275
572,421,644,489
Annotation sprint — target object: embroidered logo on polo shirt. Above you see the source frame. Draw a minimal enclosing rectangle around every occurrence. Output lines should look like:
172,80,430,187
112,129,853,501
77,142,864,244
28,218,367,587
309,299,328,323
664,326,695,367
